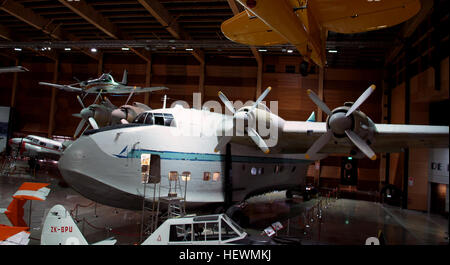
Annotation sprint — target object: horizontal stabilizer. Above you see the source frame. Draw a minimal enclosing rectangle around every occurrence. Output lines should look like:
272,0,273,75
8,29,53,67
12,182,50,201
0,226,30,245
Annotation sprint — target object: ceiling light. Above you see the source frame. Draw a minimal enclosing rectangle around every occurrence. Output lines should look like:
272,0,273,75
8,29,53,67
185,48,193,51
328,50,338,53
287,49,293,53
258,49,267,52
91,48,97,53
14,48,22,51
64,48,71,51
121,47,130,51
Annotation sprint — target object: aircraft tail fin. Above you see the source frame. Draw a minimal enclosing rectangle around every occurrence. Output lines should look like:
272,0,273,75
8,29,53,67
307,111,316,122
41,204,89,245
1,182,50,227
121,69,128,85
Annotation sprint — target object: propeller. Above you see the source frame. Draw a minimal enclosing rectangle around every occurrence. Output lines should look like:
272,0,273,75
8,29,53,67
214,86,272,154
73,95,100,138
305,84,377,160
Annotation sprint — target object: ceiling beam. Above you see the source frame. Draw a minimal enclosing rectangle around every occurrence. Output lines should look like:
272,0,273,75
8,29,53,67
0,23,13,41
58,0,151,62
0,0,99,61
226,0,261,64
137,0,205,64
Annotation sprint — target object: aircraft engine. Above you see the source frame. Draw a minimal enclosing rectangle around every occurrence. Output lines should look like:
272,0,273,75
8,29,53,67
305,85,377,160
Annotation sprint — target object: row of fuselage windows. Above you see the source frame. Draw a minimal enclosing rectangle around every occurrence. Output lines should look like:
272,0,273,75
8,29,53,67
168,166,294,182
168,171,221,182
25,137,60,150
133,112,175,127
249,165,297,176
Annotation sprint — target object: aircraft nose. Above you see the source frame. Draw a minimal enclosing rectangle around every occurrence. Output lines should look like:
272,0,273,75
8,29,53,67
80,108,94,120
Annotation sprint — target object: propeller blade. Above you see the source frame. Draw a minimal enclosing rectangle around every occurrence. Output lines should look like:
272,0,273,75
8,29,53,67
307,89,332,116
305,130,332,159
346,84,376,117
77,95,85,109
72,113,82,118
88,117,99,130
125,87,135,105
121,119,129,124
249,86,272,112
345,130,376,160
247,127,270,154
74,119,86,138
218,91,235,114
93,90,103,105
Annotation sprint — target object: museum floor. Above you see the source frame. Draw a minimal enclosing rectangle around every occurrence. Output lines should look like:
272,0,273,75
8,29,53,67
0,164,448,245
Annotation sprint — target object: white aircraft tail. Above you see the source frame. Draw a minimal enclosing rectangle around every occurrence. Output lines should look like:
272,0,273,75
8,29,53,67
41,204,117,245
41,204,88,245
121,69,128,85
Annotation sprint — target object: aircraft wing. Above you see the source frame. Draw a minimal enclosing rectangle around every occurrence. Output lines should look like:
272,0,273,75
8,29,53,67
310,0,421,33
0,66,29,73
272,121,448,154
0,226,30,245
109,85,169,94
221,10,288,46
39,82,83,92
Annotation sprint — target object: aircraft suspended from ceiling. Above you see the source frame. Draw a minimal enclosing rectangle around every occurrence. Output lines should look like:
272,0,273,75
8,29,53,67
221,0,422,75
0,66,29,73
38,69,168,101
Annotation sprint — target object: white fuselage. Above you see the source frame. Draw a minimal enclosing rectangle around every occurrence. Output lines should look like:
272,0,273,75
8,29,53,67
58,107,312,210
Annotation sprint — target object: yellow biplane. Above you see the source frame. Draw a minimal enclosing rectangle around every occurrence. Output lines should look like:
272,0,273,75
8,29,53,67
221,0,421,75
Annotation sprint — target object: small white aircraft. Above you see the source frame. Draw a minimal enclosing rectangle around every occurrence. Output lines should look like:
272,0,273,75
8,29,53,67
57,85,448,220
40,204,116,245
39,70,168,96
0,66,29,74
9,135,64,161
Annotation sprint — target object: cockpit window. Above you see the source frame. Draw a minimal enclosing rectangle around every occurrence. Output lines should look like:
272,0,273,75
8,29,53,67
154,114,164,126
134,113,147,124
133,112,175,127
144,113,154,125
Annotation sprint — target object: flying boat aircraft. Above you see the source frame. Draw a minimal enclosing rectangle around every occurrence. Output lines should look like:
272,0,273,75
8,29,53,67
221,0,422,75
57,85,448,224
38,69,168,97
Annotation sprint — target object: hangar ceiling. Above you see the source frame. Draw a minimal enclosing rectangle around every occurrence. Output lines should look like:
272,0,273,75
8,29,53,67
0,0,430,68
